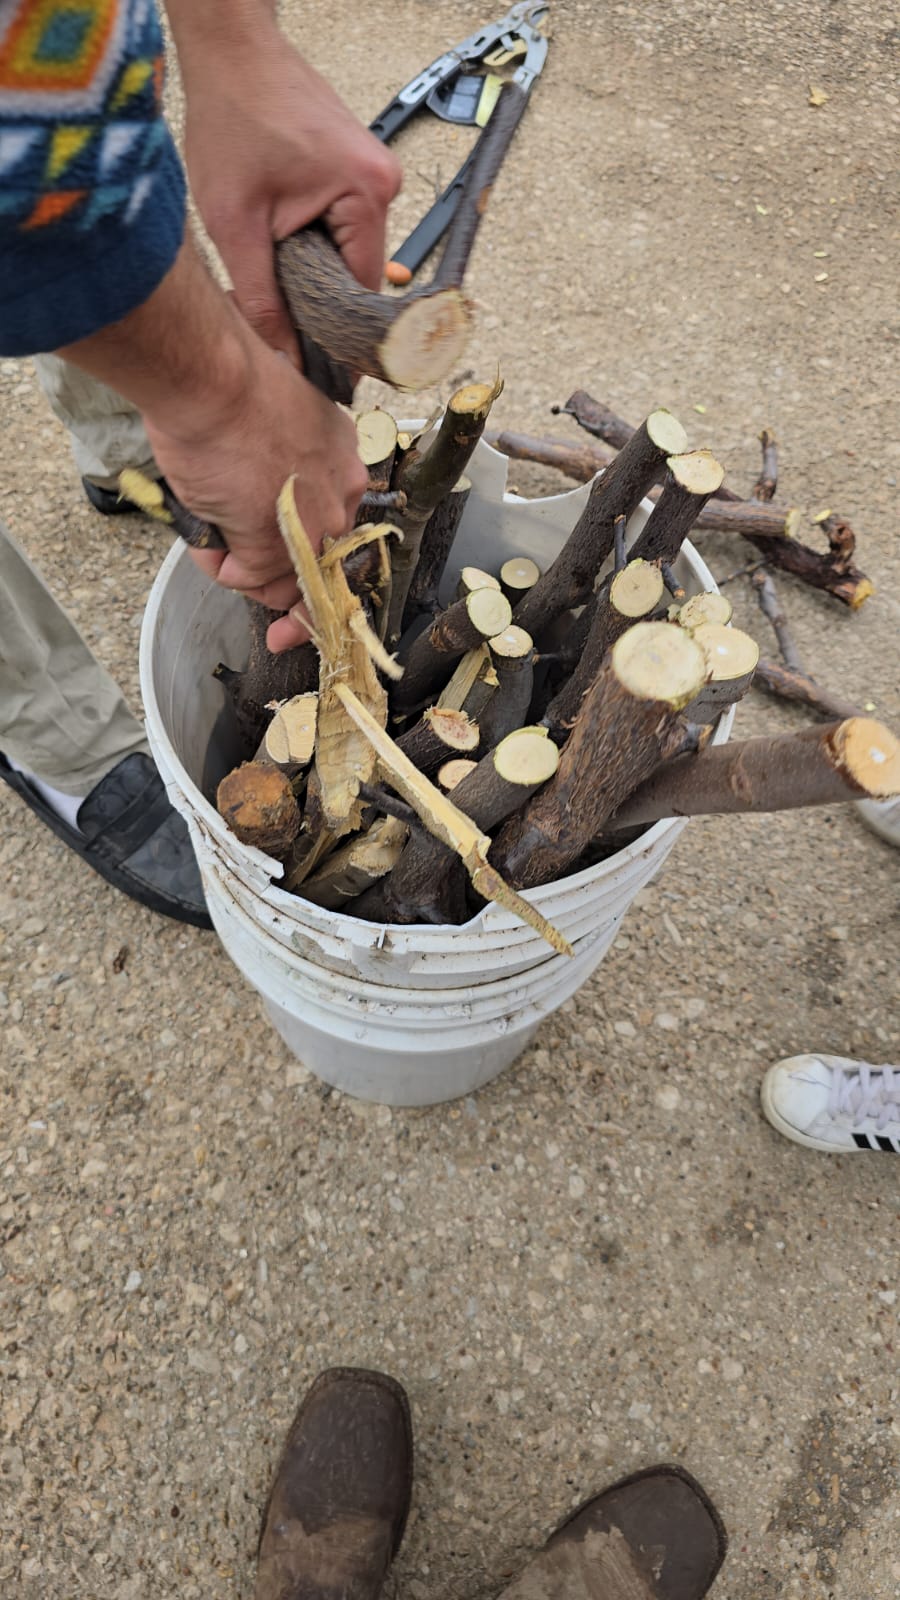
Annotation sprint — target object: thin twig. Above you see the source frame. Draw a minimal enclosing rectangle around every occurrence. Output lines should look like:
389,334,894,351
751,567,804,671
613,514,628,575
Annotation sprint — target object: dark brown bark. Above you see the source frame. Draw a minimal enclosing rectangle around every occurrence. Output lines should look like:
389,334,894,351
753,657,863,721
216,763,301,856
751,568,803,671
477,630,535,751
387,382,501,645
550,391,635,452
361,729,559,925
392,590,511,716
401,480,471,627
485,428,613,481
628,452,725,568
606,718,900,828
491,624,706,888
395,707,480,776
753,429,779,502
513,410,687,638
215,602,317,752
543,562,665,742
517,396,874,609
353,489,407,524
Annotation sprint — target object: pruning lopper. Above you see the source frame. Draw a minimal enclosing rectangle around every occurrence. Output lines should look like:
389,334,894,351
370,2,551,277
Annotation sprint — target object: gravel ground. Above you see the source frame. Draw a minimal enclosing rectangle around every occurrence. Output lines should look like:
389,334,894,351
1,3,898,1597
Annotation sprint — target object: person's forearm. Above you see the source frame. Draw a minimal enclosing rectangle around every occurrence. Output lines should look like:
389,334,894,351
164,0,279,68
56,238,252,443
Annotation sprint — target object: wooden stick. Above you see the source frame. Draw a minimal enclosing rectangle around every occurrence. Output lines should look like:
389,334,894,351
214,601,317,753
387,379,502,645
401,477,471,626
499,556,541,604
606,718,900,828
436,644,497,714
492,621,708,888
753,429,778,502
298,817,407,911
629,450,726,567
683,623,759,722
478,626,535,750
216,764,301,856
517,396,874,608
753,657,863,721
551,391,635,451
393,589,511,716
365,729,560,925
485,428,613,482
396,706,480,775
543,560,666,742
751,568,803,671
513,409,688,637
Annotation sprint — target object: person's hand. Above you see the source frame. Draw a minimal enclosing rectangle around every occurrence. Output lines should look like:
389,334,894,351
142,321,368,645
177,23,402,359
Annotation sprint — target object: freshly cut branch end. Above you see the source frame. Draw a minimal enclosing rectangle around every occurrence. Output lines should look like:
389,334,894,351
438,758,479,791
647,408,689,456
677,591,733,629
259,693,318,771
612,621,710,712
609,560,666,619
500,556,541,601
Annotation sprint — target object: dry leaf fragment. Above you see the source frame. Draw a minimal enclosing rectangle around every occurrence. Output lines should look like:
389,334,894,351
808,85,829,106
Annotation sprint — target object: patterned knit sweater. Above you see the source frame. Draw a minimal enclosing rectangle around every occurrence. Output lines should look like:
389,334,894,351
0,0,185,354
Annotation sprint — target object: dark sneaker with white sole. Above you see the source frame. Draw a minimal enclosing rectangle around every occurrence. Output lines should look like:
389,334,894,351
0,751,211,928
762,1055,900,1153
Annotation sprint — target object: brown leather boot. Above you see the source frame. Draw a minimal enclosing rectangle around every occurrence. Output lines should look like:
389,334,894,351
254,1367,413,1600
498,1465,727,1600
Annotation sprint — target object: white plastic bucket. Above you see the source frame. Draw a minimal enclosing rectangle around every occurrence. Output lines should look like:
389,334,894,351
140,437,733,1105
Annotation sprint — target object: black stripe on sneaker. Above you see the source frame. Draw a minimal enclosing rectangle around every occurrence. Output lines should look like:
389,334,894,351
852,1133,874,1149
875,1136,898,1152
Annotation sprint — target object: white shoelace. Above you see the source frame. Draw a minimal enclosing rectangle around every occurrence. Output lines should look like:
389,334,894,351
827,1060,900,1131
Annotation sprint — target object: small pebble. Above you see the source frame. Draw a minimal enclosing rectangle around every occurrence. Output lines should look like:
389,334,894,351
655,1084,681,1111
124,1270,143,1295
654,1012,678,1031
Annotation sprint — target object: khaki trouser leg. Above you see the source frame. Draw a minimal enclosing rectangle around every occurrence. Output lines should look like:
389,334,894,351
32,354,158,489
0,521,149,795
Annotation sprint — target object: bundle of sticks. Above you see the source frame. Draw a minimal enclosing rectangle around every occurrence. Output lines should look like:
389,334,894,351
214,386,899,952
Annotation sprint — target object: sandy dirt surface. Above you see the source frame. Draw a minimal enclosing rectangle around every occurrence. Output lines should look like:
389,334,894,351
1,2,898,1596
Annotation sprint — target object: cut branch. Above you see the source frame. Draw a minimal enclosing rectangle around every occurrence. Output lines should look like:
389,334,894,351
438,758,479,791
298,816,408,911
477,626,535,750
387,378,502,644
456,565,502,602
401,477,471,626
543,560,665,742
513,409,688,637
365,728,560,925
333,683,571,953
753,429,778,502
356,409,398,490
605,718,900,828
393,588,511,716
216,764,301,857
753,657,863,721
396,706,480,775
492,621,707,888
751,567,803,671
499,556,541,604
629,450,726,567
682,623,759,722
677,591,733,629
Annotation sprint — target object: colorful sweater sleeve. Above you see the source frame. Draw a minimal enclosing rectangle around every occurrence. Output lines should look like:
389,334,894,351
0,0,186,355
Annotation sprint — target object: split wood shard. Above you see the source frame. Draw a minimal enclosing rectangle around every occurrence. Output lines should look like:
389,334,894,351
258,694,318,772
277,480,392,833
331,682,573,955
299,816,408,911
607,717,900,827
393,588,512,716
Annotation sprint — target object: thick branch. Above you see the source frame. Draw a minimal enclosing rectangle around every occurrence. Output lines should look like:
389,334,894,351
392,589,511,716
477,626,535,750
543,560,665,742
606,718,900,828
629,450,726,567
395,706,480,775
492,622,707,888
216,764,301,857
513,409,688,637
387,379,502,645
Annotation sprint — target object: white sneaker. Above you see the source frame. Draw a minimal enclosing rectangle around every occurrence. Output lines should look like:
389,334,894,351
855,796,900,849
761,1055,900,1153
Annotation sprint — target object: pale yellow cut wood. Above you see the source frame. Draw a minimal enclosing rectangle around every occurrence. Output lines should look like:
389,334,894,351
277,479,388,833
438,758,479,791
437,644,495,710
677,590,733,629
263,694,318,768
